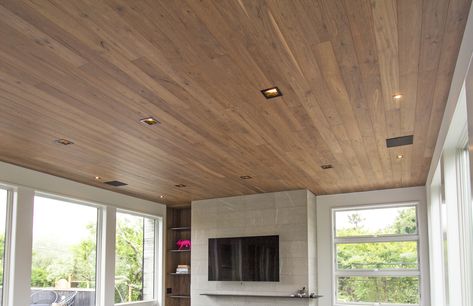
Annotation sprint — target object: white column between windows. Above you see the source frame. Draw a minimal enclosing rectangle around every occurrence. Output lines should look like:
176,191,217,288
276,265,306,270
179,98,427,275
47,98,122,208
7,187,34,306
98,206,116,306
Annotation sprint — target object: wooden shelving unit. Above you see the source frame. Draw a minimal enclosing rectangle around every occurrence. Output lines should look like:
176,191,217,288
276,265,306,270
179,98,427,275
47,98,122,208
166,206,191,306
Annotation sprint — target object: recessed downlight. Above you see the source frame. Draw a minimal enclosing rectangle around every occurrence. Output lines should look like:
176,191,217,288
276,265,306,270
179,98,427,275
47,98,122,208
175,184,186,188
396,154,404,159
140,117,160,126
261,86,282,99
95,176,102,180
55,138,74,145
239,175,252,180
321,164,333,170
392,94,403,100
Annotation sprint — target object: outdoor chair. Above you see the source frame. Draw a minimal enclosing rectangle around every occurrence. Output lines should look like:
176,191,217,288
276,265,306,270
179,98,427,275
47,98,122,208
57,291,77,306
31,290,58,305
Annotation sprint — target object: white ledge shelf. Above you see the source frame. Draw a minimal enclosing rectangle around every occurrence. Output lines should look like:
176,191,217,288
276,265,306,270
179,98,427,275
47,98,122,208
201,293,322,299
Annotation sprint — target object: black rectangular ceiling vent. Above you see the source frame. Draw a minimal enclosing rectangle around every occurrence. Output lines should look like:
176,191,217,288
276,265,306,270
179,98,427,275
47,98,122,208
104,180,128,187
386,135,414,148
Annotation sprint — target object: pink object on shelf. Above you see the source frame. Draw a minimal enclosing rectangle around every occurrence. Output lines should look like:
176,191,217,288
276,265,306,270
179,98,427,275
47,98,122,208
176,239,191,250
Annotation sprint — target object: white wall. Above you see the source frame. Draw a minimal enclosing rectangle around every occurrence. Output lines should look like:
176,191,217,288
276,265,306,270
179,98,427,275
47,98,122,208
316,186,430,306
0,161,166,216
191,189,317,306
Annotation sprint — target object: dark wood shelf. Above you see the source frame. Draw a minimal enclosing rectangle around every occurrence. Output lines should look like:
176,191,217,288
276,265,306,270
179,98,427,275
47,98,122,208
169,295,191,299
169,226,191,231
168,249,191,253
201,293,323,299
166,206,191,306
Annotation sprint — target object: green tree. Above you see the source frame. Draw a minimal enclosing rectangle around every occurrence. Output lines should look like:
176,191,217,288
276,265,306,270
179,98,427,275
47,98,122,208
337,208,419,304
30,219,145,303
71,223,97,288
114,217,144,303
391,207,417,234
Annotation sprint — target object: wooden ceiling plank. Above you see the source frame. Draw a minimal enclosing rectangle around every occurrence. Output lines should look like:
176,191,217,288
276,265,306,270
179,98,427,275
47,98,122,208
0,5,87,67
411,0,452,182
0,0,469,204
424,0,472,158
370,0,400,112
337,0,394,185
398,0,422,136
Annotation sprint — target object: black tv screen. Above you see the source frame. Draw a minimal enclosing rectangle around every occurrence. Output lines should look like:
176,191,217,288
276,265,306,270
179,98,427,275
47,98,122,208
208,235,279,281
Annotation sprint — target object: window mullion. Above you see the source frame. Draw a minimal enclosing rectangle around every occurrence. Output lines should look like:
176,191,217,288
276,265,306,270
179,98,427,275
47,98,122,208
335,270,421,277
334,234,419,244
98,206,116,306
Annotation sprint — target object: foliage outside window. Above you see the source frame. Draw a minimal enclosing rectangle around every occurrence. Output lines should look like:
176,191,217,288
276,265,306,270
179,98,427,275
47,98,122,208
115,212,156,304
31,196,98,306
334,205,420,305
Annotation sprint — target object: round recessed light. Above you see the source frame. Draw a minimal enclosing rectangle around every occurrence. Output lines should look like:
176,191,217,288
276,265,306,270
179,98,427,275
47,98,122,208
95,176,102,180
160,195,165,199
392,94,403,100
396,154,404,159
239,175,252,180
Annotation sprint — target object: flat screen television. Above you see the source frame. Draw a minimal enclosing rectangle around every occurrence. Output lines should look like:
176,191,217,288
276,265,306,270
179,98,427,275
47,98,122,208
208,235,279,282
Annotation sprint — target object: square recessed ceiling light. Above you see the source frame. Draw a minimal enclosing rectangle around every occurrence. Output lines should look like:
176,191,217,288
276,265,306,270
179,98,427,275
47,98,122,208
261,87,282,99
140,117,160,126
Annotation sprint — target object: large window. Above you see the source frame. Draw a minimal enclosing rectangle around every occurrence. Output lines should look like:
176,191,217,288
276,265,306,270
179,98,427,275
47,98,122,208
333,205,420,305
115,212,156,304
0,188,9,306
31,195,98,306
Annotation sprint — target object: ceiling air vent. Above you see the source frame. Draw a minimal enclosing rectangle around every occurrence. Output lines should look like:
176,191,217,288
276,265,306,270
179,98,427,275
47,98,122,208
386,135,414,148
104,180,128,187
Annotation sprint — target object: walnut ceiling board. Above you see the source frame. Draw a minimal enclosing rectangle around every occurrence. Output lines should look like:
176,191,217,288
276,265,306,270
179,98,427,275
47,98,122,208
0,0,470,205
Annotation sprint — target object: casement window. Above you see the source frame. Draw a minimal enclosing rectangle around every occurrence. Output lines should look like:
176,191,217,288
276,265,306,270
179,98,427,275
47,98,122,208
0,187,162,306
114,211,158,304
31,195,99,305
333,204,421,305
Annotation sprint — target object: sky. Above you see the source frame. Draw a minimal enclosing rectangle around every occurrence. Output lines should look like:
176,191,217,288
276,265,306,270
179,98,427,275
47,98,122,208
0,190,96,248
335,206,416,234
32,196,97,247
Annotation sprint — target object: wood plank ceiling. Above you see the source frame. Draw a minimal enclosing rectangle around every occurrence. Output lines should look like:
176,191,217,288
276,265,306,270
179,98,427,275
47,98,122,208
0,0,470,205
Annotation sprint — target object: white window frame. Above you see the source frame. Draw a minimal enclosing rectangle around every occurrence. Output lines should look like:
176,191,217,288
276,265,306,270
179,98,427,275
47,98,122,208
32,192,104,304
115,209,162,306
427,84,473,306
332,202,422,306
0,185,14,306
0,162,166,306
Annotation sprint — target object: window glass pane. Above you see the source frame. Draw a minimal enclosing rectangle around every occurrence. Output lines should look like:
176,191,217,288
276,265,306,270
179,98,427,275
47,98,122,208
335,206,417,237
115,212,155,303
0,189,8,306
31,196,97,306
337,276,420,305
336,241,418,270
